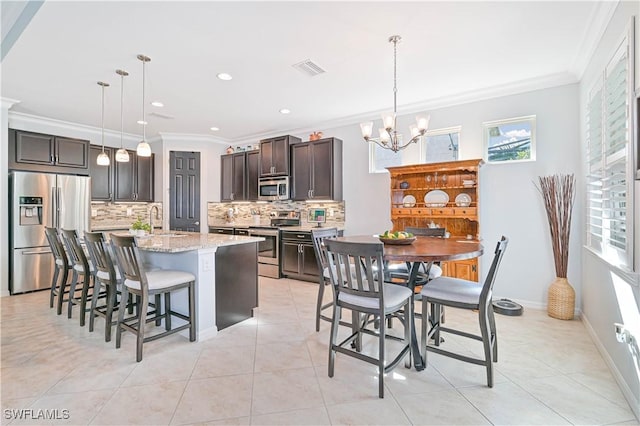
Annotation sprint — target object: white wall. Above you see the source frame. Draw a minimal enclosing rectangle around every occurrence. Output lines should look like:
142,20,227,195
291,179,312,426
579,1,640,417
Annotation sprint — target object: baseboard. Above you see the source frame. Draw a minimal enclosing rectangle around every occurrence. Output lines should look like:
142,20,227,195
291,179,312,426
582,314,640,420
0,289,10,298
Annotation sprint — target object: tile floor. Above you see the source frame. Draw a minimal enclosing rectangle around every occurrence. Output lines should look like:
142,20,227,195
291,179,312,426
1,276,638,425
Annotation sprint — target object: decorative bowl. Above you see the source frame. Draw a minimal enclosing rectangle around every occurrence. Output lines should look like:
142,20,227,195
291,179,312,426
399,181,410,189
379,236,416,245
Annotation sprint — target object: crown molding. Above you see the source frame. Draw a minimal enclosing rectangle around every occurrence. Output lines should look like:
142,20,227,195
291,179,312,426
8,111,143,143
157,132,229,145
1,97,20,110
570,0,619,80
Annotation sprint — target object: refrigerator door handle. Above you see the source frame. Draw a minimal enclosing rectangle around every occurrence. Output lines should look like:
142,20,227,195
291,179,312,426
56,187,61,229
23,249,52,255
51,186,57,228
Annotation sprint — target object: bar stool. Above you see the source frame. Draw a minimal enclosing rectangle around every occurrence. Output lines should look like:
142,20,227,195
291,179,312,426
110,234,196,362
60,229,98,326
44,227,70,315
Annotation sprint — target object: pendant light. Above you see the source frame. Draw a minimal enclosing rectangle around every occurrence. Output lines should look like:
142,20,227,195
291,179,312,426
96,81,110,166
136,54,152,157
115,69,130,163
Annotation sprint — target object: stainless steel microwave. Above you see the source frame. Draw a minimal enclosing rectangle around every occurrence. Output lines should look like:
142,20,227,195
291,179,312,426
258,177,289,201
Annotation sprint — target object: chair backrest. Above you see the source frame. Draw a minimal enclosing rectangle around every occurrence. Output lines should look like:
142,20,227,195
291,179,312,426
45,227,68,267
480,236,509,309
84,231,118,284
60,229,89,273
311,227,338,279
109,234,147,293
405,227,446,237
324,239,385,309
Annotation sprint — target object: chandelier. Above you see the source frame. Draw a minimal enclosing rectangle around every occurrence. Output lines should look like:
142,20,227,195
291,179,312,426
136,54,152,157
360,35,430,152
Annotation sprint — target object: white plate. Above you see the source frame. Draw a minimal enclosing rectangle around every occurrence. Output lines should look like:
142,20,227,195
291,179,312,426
455,193,472,207
424,190,449,207
402,195,416,207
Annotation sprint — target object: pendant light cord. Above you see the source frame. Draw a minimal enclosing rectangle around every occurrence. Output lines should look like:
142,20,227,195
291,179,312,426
120,72,124,149
101,84,106,153
142,58,146,141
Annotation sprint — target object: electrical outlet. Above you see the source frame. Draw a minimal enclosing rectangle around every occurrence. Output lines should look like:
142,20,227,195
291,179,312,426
202,257,212,271
328,208,334,217
126,208,133,216
91,209,98,217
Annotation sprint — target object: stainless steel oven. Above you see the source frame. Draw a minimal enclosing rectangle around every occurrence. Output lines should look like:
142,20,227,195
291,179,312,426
258,177,289,201
248,227,280,278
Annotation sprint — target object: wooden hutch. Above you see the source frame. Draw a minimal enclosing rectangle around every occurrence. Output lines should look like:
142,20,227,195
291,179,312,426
387,159,483,281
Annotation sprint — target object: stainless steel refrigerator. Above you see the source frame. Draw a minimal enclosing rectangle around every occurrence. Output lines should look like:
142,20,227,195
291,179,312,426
9,171,90,294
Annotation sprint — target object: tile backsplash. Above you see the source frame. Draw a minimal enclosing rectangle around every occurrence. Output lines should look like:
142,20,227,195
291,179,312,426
208,201,345,226
90,202,162,230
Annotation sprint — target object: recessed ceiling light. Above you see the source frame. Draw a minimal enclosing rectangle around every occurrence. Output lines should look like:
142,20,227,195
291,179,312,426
210,127,220,131
137,120,147,125
279,108,291,114
151,101,164,107
217,73,233,81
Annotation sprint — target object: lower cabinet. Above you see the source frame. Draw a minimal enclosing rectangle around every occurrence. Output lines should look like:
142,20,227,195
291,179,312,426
215,243,258,330
209,227,234,235
440,259,478,282
281,231,319,282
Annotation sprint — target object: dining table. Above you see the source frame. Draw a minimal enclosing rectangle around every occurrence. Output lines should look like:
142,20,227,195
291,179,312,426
333,235,484,371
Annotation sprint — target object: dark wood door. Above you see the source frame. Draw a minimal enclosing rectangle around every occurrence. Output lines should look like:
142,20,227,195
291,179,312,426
300,243,320,278
220,154,233,201
135,154,154,202
232,152,246,200
89,146,113,201
246,150,259,200
259,139,274,176
271,137,290,175
281,241,301,275
290,142,311,201
310,139,333,199
55,137,89,168
14,131,55,165
114,150,136,201
170,151,201,232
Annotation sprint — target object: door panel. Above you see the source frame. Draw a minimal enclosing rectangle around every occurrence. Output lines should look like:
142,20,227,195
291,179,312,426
220,154,233,201
272,137,289,175
15,131,54,165
89,146,113,201
232,153,246,200
246,151,259,200
11,171,55,248
55,137,89,168
281,242,300,275
170,151,201,232
259,140,273,176
11,247,54,294
291,143,311,200
114,152,135,201
136,154,154,201
311,140,332,199
57,175,91,234
301,243,319,277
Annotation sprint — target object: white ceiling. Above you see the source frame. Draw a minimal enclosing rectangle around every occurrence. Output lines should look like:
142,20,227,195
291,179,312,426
2,1,607,143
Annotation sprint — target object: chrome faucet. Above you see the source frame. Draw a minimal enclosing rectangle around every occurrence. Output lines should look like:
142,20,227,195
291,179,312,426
148,205,160,234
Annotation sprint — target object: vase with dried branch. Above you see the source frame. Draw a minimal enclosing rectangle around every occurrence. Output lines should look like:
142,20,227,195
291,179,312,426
536,174,576,319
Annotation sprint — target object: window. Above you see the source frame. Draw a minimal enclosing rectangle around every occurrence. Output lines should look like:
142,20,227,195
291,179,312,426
585,27,634,270
369,143,403,173
483,116,536,163
423,126,460,163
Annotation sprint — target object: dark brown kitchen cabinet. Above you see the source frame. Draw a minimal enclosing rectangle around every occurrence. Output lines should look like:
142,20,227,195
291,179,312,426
9,129,90,174
259,135,300,177
290,137,343,201
114,149,154,202
280,231,316,282
220,152,246,201
246,150,260,201
89,146,114,201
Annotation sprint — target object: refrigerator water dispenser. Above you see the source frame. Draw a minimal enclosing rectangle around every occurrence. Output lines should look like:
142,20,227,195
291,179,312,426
19,196,43,226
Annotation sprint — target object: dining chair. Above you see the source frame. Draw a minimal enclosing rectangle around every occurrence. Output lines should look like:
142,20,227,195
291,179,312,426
60,229,98,326
84,231,128,342
391,227,445,282
311,227,339,331
420,236,508,387
44,227,70,315
110,234,196,362
324,238,413,398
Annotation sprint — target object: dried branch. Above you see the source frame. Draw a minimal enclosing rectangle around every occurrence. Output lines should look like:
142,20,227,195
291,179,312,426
535,174,575,278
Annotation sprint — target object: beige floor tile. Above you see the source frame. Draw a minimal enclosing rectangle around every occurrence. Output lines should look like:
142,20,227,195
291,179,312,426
254,341,312,372
170,375,253,425
567,369,629,408
384,364,454,396
193,417,250,425
314,360,385,405
326,398,411,425
90,381,187,425
1,362,73,400
251,368,324,416
426,351,508,388
46,356,136,395
121,346,201,387
459,381,571,425
10,389,114,425
192,345,255,378
395,389,491,425
250,406,330,425
256,322,307,345
204,324,257,348
515,375,636,425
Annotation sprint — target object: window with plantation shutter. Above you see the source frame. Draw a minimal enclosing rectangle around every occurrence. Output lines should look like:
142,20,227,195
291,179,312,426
584,29,634,270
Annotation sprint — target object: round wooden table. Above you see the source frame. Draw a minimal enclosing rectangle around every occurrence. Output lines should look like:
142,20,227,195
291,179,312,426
334,235,484,370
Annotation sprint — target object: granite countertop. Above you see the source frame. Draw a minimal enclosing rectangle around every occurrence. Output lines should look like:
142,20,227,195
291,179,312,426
208,221,345,232
113,231,263,253
92,224,163,231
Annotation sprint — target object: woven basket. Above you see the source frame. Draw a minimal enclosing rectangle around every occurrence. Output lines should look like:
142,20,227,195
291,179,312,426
547,277,575,320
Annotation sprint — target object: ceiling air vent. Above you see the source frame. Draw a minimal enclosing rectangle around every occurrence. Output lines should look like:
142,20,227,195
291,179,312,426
292,59,325,77
149,112,174,119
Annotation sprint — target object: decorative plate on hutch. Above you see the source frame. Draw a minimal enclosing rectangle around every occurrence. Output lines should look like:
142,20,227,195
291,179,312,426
402,195,416,207
455,193,472,207
424,190,449,207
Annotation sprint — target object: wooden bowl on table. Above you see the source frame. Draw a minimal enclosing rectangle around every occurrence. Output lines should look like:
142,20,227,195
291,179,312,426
378,236,416,245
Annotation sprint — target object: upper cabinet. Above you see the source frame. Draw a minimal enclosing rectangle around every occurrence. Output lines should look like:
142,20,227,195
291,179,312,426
9,129,90,175
89,146,114,201
246,150,260,201
220,152,247,201
290,137,343,201
114,149,154,202
259,135,300,177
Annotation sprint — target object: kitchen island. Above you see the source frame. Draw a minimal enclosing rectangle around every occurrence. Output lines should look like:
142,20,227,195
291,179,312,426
128,231,262,340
